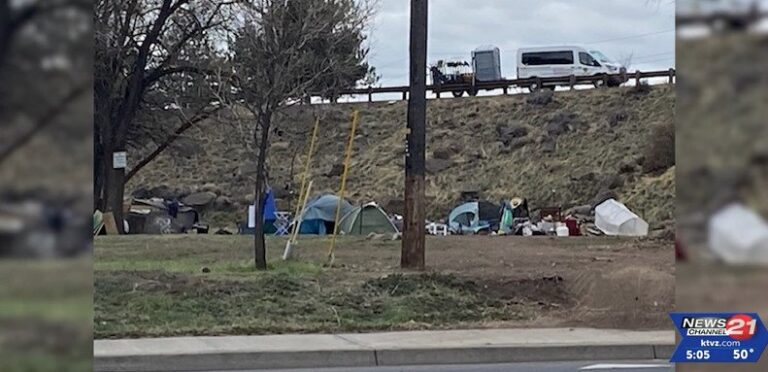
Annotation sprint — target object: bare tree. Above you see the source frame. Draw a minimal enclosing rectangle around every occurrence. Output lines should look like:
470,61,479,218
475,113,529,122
94,0,241,232
226,0,375,269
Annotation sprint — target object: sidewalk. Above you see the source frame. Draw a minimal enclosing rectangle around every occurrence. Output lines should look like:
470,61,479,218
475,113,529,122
94,328,675,372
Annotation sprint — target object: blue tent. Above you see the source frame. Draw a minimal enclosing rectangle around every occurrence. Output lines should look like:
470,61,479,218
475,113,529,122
297,194,353,235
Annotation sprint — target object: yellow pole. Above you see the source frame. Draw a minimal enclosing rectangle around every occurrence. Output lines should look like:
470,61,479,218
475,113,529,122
282,181,313,260
328,110,359,264
290,118,320,242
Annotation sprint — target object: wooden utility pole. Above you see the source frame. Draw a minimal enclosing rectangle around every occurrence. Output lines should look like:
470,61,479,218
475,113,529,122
402,0,427,270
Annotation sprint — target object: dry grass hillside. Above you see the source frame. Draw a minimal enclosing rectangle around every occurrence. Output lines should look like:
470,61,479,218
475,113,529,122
128,85,675,229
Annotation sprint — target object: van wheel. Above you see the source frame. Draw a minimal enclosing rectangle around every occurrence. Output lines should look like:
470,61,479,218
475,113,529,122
451,90,463,98
593,78,606,88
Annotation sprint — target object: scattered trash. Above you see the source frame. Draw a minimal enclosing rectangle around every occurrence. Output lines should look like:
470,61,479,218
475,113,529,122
594,199,648,236
708,203,768,265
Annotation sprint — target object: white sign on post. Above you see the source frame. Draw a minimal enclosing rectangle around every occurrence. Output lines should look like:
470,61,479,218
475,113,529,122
113,152,127,169
248,205,256,228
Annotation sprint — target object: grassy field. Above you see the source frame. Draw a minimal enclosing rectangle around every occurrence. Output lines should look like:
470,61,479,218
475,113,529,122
0,259,92,372
94,234,673,339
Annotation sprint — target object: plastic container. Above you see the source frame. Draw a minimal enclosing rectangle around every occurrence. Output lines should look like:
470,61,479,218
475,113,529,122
556,223,570,237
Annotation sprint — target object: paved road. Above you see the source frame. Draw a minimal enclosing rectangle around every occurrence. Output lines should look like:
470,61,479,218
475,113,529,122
211,360,672,372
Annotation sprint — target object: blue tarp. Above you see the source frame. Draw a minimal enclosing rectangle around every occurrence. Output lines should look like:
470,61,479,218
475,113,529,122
263,187,276,221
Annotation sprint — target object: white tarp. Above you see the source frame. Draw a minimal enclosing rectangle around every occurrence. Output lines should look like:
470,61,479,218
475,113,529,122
708,203,768,264
594,199,648,236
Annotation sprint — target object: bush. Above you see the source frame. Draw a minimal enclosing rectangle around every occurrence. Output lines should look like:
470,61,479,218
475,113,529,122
643,122,675,174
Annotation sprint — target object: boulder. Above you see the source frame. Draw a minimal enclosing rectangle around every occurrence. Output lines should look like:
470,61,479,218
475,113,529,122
541,138,557,153
426,158,454,174
590,189,617,209
496,122,529,145
500,137,532,154
326,163,345,177
271,141,290,151
147,185,177,200
565,204,593,216
608,109,630,127
182,191,217,206
213,196,233,210
448,142,464,153
546,112,581,136
432,148,453,160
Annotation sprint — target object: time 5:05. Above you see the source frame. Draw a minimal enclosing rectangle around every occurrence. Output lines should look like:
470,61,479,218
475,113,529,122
686,350,710,360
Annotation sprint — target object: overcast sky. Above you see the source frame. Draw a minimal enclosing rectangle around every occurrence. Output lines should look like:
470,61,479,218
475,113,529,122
365,0,676,87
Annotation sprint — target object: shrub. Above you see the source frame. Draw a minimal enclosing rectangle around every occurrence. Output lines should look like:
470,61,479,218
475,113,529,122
642,122,675,174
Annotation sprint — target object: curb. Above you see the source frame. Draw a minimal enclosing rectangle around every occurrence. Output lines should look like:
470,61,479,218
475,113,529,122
94,343,674,371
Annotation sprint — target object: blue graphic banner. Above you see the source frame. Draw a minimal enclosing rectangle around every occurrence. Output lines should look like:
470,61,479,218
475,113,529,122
670,312,768,363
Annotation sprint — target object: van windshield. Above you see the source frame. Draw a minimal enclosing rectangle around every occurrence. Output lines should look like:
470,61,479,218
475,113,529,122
589,50,612,63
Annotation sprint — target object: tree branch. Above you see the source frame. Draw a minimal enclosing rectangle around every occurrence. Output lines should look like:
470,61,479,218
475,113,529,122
0,83,90,165
125,106,222,181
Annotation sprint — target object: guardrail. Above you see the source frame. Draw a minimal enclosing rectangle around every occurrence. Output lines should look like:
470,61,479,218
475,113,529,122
312,69,675,103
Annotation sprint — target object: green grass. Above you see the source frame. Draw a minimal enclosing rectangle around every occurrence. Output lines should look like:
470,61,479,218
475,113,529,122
0,259,92,372
94,235,540,339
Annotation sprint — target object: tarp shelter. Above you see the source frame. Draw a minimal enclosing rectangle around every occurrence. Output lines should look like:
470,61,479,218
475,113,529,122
127,198,198,234
594,199,648,236
708,203,768,264
244,187,278,234
448,201,500,234
339,202,398,235
297,194,354,235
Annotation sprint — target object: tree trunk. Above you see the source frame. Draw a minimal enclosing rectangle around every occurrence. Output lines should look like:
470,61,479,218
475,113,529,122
108,166,127,234
253,112,271,270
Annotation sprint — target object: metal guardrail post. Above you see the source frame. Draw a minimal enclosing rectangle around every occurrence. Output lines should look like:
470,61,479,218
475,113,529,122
668,68,675,84
635,70,641,87
569,75,576,91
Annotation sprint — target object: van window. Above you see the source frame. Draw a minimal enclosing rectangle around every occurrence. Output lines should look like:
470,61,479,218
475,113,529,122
579,52,600,67
521,51,574,66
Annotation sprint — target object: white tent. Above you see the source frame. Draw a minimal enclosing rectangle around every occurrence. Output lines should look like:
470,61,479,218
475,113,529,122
594,199,648,236
708,203,768,265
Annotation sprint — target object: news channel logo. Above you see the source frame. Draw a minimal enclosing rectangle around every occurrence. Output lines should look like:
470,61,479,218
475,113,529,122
670,312,768,363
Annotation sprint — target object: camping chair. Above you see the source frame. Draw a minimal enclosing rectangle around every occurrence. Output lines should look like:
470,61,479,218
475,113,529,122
273,211,292,236
426,222,448,236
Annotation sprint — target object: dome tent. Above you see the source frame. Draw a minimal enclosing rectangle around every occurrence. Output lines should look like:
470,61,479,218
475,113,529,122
297,194,353,235
448,200,500,234
338,202,398,235
594,199,648,236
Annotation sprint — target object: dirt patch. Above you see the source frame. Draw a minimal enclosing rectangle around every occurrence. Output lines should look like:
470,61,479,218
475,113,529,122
568,266,674,329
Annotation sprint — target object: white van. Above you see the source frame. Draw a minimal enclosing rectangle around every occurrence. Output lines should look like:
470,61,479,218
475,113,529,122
516,46,626,90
